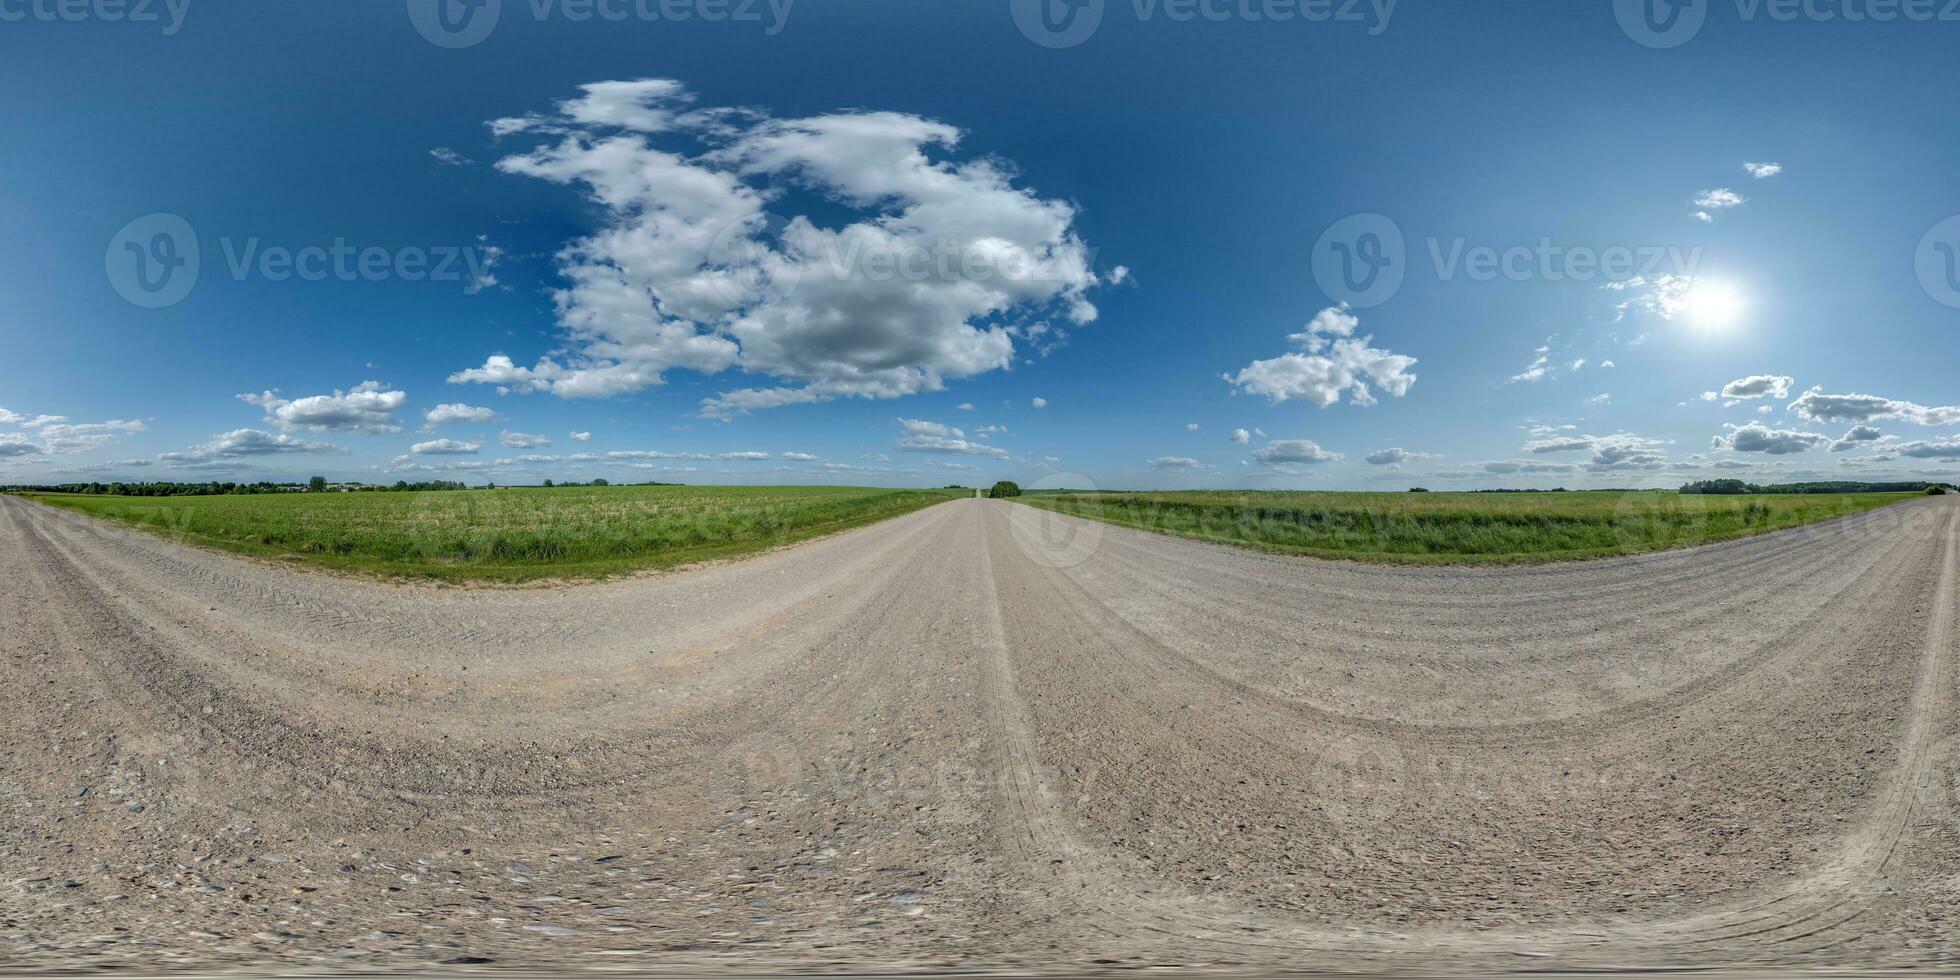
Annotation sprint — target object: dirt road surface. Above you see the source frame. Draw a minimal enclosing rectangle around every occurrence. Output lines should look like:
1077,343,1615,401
4,492,1958,975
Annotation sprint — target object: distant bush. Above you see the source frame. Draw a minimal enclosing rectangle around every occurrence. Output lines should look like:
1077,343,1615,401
1681,479,1752,495
1930,486,1948,496
988,481,1022,499
1408,487,1430,493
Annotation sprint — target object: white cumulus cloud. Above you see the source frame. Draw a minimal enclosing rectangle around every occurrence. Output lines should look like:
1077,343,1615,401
1250,439,1341,465
240,381,406,433
1364,447,1434,466
1226,305,1416,407
1787,387,1960,426
1714,422,1827,455
412,438,483,455
451,79,1108,420
894,417,1011,458
424,403,499,426
1718,374,1794,400
499,431,553,449
1829,425,1884,452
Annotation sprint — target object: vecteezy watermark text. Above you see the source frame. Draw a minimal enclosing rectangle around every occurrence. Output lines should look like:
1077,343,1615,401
1312,212,1703,308
1616,0,1960,48
407,0,793,49
0,0,190,34
1011,0,1393,48
217,238,497,284
106,213,500,308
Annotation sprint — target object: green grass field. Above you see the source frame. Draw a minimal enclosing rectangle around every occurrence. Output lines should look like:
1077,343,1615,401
1016,489,1920,564
18,485,965,582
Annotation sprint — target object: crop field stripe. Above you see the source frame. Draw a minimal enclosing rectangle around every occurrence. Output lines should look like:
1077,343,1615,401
13,485,966,583
1014,490,1922,564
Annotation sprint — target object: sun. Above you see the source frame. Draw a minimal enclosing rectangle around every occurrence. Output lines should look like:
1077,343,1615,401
1679,279,1747,330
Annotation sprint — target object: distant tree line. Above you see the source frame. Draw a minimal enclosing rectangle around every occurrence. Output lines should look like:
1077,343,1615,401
1,480,306,497
0,479,473,497
1681,479,1951,495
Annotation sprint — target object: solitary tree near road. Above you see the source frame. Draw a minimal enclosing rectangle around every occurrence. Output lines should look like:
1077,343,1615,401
988,480,1021,499
308,476,327,493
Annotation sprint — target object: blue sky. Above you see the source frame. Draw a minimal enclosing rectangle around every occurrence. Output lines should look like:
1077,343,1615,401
3,0,1958,490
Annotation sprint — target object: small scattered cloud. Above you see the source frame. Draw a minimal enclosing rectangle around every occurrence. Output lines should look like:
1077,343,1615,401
1713,421,1827,455
1032,397,1047,408
240,381,406,434
1829,424,1884,452
1147,456,1203,470
1230,428,1251,445
1482,460,1579,475
1893,439,1960,460
1742,161,1783,179
570,431,592,442
1694,188,1745,216
430,147,472,167
412,438,483,456
1787,387,1960,426
1523,431,1669,470
424,403,499,426
1510,346,1552,384
895,417,1012,459
1364,447,1435,466
1714,374,1794,401
1250,439,1341,465
499,431,553,449
161,429,344,464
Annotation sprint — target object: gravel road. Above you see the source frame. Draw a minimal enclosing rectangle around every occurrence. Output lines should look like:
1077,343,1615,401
4,491,1958,975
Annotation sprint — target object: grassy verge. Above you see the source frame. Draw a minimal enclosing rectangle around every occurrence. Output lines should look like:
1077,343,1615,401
18,484,965,583
1015,489,1921,564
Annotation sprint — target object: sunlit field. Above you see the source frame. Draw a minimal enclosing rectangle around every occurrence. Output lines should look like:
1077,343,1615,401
1017,489,1920,563
20,485,966,582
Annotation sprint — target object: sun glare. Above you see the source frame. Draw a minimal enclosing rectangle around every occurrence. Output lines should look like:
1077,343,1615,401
1680,279,1746,329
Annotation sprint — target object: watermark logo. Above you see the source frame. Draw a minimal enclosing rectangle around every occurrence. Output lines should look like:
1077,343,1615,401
1312,211,1703,307
106,213,200,309
105,215,501,308
410,0,794,48
703,214,1093,308
705,213,804,307
407,0,502,48
1011,0,1393,47
1010,0,1105,48
1005,474,1105,569
1916,214,1960,309
1614,0,1707,47
1312,212,1404,309
0,0,191,35
1618,0,1960,48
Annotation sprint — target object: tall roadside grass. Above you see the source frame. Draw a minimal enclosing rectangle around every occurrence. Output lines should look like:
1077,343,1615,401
1015,490,1920,563
20,484,965,582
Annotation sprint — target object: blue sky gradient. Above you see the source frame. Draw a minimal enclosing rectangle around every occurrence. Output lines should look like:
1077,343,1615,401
3,0,1958,489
